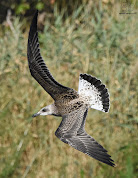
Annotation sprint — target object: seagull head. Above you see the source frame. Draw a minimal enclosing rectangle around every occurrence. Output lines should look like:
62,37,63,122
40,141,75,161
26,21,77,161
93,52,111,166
32,106,51,117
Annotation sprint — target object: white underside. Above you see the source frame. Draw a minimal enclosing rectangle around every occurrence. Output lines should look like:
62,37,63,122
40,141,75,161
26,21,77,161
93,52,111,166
78,76,104,112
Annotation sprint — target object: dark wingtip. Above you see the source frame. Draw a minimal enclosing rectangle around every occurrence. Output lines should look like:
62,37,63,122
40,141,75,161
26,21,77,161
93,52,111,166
110,162,116,167
108,160,116,167
29,10,39,41
31,10,38,27
107,156,116,167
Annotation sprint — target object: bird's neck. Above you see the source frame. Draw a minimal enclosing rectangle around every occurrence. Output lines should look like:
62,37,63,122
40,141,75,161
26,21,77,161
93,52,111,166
48,103,61,117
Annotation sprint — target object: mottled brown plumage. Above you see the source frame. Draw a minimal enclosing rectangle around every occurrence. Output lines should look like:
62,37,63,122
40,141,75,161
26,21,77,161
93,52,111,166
27,10,115,167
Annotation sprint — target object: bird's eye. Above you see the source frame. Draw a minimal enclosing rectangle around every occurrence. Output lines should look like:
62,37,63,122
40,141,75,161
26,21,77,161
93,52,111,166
42,108,47,112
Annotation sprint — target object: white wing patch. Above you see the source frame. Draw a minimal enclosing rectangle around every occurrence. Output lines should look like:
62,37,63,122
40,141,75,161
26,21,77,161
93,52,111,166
78,74,110,112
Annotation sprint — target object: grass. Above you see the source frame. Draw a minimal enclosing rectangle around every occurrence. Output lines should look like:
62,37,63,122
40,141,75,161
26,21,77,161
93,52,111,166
0,2,138,178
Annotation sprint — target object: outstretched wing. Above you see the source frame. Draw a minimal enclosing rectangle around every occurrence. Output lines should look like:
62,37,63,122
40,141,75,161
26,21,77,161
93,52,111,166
55,107,115,167
27,11,76,100
67,131,115,167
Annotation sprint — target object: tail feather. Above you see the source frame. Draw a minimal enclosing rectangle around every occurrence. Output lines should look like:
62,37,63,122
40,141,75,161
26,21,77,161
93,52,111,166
78,74,110,112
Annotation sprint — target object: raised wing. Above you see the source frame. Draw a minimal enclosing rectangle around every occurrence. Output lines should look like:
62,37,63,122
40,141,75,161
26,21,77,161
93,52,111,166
55,107,115,167
27,11,75,100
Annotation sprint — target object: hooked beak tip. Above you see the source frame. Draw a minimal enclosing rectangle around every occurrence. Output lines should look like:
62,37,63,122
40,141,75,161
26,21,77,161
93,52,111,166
32,113,40,118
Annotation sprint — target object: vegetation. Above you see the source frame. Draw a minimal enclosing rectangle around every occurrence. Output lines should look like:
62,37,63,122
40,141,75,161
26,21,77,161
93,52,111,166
0,2,137,178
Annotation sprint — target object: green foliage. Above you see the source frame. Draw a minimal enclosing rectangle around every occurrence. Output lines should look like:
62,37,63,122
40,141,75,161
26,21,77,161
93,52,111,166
15,3,29,15
0,2,137,178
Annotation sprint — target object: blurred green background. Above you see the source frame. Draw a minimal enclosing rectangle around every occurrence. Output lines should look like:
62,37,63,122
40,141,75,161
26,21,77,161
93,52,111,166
0,0,138,178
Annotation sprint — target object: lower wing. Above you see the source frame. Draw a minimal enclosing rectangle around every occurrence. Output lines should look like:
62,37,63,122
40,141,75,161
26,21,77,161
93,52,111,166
55,107,115,167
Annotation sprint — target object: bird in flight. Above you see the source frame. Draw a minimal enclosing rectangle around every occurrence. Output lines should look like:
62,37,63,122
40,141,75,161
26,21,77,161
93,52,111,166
27,10,115,167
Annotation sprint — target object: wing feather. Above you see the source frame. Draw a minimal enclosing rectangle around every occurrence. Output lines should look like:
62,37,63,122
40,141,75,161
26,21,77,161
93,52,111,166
55,106,115,167
27,11,76,100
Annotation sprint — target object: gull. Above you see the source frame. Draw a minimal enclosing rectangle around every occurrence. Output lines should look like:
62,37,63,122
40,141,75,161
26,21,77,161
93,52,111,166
27,10,115,167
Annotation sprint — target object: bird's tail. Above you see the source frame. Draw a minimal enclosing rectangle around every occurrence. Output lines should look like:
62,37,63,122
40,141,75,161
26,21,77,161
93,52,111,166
78,74,110,112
